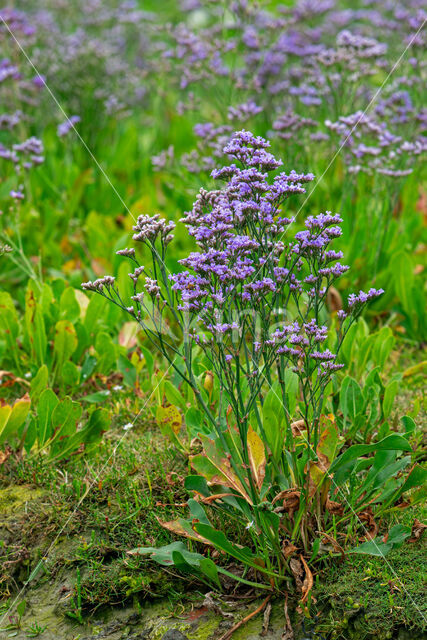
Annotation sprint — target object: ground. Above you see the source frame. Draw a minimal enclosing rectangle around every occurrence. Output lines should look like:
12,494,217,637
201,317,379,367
0,344,425,640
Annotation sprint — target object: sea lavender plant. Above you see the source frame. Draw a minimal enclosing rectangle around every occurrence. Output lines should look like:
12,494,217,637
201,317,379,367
79,131,421,594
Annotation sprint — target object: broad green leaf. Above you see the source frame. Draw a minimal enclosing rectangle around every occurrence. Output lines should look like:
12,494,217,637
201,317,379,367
59,287,80,323
37,389,59,447
171,550,221,588
184,475,210,497
140,346,154,377
193,523,275,577
81,389,111,403
340,322,358,364
372,327,395,370
49,407,109,462
185,407,204,436
284,369,299,416
382,464,427,509
84,294,107,334
340,376,364,423
0,292,19,356
382,380,398,419
81,355,97,382
54,320,78,370
163,380,186,410
400,416,416,436
50,397,83,447
128,541,269,589
330,434,412,476
95,332,116,374
350,525,411,557
24,286,47,367
30,365,48,403
62,360,80,388
117,354,137,388
261,407,281,458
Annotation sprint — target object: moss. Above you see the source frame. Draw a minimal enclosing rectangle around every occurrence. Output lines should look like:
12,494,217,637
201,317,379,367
313,536,427,639
0,484,45,518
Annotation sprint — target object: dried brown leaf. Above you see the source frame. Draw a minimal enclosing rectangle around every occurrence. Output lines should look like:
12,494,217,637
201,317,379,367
300,555,314,604
409,519,427,543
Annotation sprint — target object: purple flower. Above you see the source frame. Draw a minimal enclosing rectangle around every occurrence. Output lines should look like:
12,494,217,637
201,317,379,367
57,116,81,137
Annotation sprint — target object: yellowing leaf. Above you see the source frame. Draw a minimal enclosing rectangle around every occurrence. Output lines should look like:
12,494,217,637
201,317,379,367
247,425,266,491
158,518,212,545
0,394,31,444
156,405,182,434
309,415,340,494
193,435,253,505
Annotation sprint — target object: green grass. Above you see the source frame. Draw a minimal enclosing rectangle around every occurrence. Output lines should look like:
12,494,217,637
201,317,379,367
0,423,190,609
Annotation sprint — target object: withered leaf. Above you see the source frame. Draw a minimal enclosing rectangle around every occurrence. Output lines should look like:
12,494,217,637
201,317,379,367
289,557,303,591
326,497,344,515
300,555,314,604
409,519,427,543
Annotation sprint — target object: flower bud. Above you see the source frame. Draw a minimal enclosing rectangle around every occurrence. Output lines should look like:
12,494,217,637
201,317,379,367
204,370,214,393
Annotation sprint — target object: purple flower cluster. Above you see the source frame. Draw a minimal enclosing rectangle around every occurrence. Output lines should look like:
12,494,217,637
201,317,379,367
83,129,387,464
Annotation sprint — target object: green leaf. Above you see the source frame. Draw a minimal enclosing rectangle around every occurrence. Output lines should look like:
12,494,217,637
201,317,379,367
84,294,107,335
340,376,364,422
37,389,59,448
50,397,83,450
193,523,275,578
95,332,116,374
382,464,427,509
81,390,111,403
400,416,416,436
340,322,358,364
350,525,411,557
24,286,47,367
30,366,48,403
284,369,299,416
382,379,398,418
140,346,154,377
49,407,109,462
53,320,78,370
117,354,137,388
172,549,221,588
185,407,205,436
372,327,395,370
0,292,19,357
81,355,97,382
185,475,210,497
163,380,186,410
59,287,80,323
330,434,412,476
62,360,80,388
